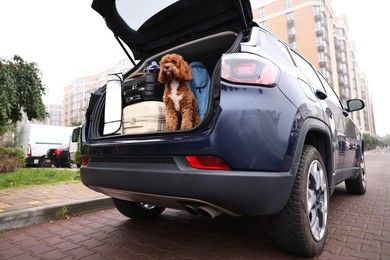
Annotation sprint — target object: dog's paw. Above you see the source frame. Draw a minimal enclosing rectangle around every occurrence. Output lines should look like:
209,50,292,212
180,122,193,131
165,125,177,131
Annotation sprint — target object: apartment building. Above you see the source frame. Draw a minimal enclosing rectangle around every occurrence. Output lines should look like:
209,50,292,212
62,58,132,126
43,102,63,126
250,0,375,135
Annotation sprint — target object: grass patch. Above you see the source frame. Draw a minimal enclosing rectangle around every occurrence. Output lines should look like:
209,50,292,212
57,206,71,219
0,168,80,189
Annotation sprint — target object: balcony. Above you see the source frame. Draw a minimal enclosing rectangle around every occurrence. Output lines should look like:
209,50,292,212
288,34,296,41
316,29,324,37
319,61,327,68
287,19,294,27
318,45,325,52
314,14,322,22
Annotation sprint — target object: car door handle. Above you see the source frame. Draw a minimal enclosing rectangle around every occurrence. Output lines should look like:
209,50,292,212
315,89,327,100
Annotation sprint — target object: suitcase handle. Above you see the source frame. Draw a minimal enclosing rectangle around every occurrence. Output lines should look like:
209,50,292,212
125,95,141,103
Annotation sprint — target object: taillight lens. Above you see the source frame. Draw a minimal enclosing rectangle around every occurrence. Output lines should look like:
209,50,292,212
185,156,230,170
27,144,32,157
54,149,62,156
81,156,90,166
221,53,280,86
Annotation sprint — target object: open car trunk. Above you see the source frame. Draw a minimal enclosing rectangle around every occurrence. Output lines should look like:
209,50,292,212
88,29,243,140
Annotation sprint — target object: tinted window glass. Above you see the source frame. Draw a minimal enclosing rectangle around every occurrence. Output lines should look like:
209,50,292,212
276,41,295,67
116,0,178,30
290,51,323,90
257,30,295,68
317,72,343,108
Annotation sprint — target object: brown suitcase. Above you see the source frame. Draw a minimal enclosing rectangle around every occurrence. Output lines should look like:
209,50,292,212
122,101,166,134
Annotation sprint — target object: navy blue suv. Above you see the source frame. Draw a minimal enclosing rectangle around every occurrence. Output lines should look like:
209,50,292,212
80,0,366,256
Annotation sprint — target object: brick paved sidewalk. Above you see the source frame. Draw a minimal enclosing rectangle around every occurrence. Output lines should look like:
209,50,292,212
0,183,106,213
0,182,113,232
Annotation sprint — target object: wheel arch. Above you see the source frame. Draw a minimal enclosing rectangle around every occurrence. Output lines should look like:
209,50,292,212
292,118,335,191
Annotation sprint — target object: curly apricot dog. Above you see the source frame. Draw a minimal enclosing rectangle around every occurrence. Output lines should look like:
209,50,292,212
158,53,201,131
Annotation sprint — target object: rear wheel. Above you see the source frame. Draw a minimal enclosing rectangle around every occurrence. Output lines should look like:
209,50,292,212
38,157,47,167
345,152,367,194
272,145,329,257
113,198,165,220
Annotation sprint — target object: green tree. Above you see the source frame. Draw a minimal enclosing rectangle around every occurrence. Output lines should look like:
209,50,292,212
363,133,381,150
0,55,47,136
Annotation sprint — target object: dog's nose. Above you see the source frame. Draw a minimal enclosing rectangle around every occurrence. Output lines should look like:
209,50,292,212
164,64,171,70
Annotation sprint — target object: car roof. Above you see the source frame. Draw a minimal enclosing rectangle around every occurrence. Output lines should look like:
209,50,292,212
91,0,253,59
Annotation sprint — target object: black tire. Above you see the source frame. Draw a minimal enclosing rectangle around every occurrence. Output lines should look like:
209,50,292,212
38,157,47,167
345,152,367,194
272,145,329,257
113,198,165,220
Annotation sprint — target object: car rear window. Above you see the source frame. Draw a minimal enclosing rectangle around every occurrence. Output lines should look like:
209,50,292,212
115,0,179,30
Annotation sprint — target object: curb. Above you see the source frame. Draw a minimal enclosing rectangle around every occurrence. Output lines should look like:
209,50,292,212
0,197,114,232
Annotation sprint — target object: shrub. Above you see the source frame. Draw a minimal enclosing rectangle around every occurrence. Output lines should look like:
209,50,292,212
0,147,24,173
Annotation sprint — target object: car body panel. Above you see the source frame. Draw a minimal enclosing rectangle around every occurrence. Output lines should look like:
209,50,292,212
81,156,296,215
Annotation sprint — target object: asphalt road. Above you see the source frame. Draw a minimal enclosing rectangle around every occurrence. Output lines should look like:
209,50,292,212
1,148,389,259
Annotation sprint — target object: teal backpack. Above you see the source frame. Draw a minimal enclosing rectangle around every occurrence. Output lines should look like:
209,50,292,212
189,61,210,119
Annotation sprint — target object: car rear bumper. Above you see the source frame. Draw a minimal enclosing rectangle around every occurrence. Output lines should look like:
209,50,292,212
80,156,296,216
25,156,42,166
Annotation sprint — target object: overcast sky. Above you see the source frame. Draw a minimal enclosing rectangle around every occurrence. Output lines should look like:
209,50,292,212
0,0,127,100
0,0,388,136
332,0,389,137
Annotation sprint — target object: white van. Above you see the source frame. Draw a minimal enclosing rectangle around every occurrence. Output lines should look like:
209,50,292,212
69,126,82,166
18,124,74,167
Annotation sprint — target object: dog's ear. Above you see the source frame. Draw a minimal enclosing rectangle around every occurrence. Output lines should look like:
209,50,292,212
158,70,166,84
179,59,193,81
158,59,166,83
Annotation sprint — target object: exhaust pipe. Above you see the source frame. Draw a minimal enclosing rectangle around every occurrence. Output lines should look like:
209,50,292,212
197,206,222,219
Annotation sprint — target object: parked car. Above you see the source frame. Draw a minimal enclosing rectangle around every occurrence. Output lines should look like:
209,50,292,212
17,124,74,167
46,144,71,168
80,0,366,256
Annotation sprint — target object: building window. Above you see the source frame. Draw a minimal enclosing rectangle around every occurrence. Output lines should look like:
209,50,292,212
343,87,350,99
316,21,322,30
320,68,330,82
340,51,346,62
289,41,297,49
313,5,321,15
288,26,295,35
336,28,345,37
259,7,265,17
286,12,294,21
288,26,296,42
338,40,345,50
339,63,347,74
285,0,293,8
318,52,325,62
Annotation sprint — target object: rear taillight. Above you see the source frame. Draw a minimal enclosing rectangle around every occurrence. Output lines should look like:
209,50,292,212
55,149,62,156
27,144,32,157
185,156,230,170
81,156,90,166
221,53,279,86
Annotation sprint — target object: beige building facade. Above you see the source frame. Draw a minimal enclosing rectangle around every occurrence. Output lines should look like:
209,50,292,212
250,0,375,135
62,59,132,126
